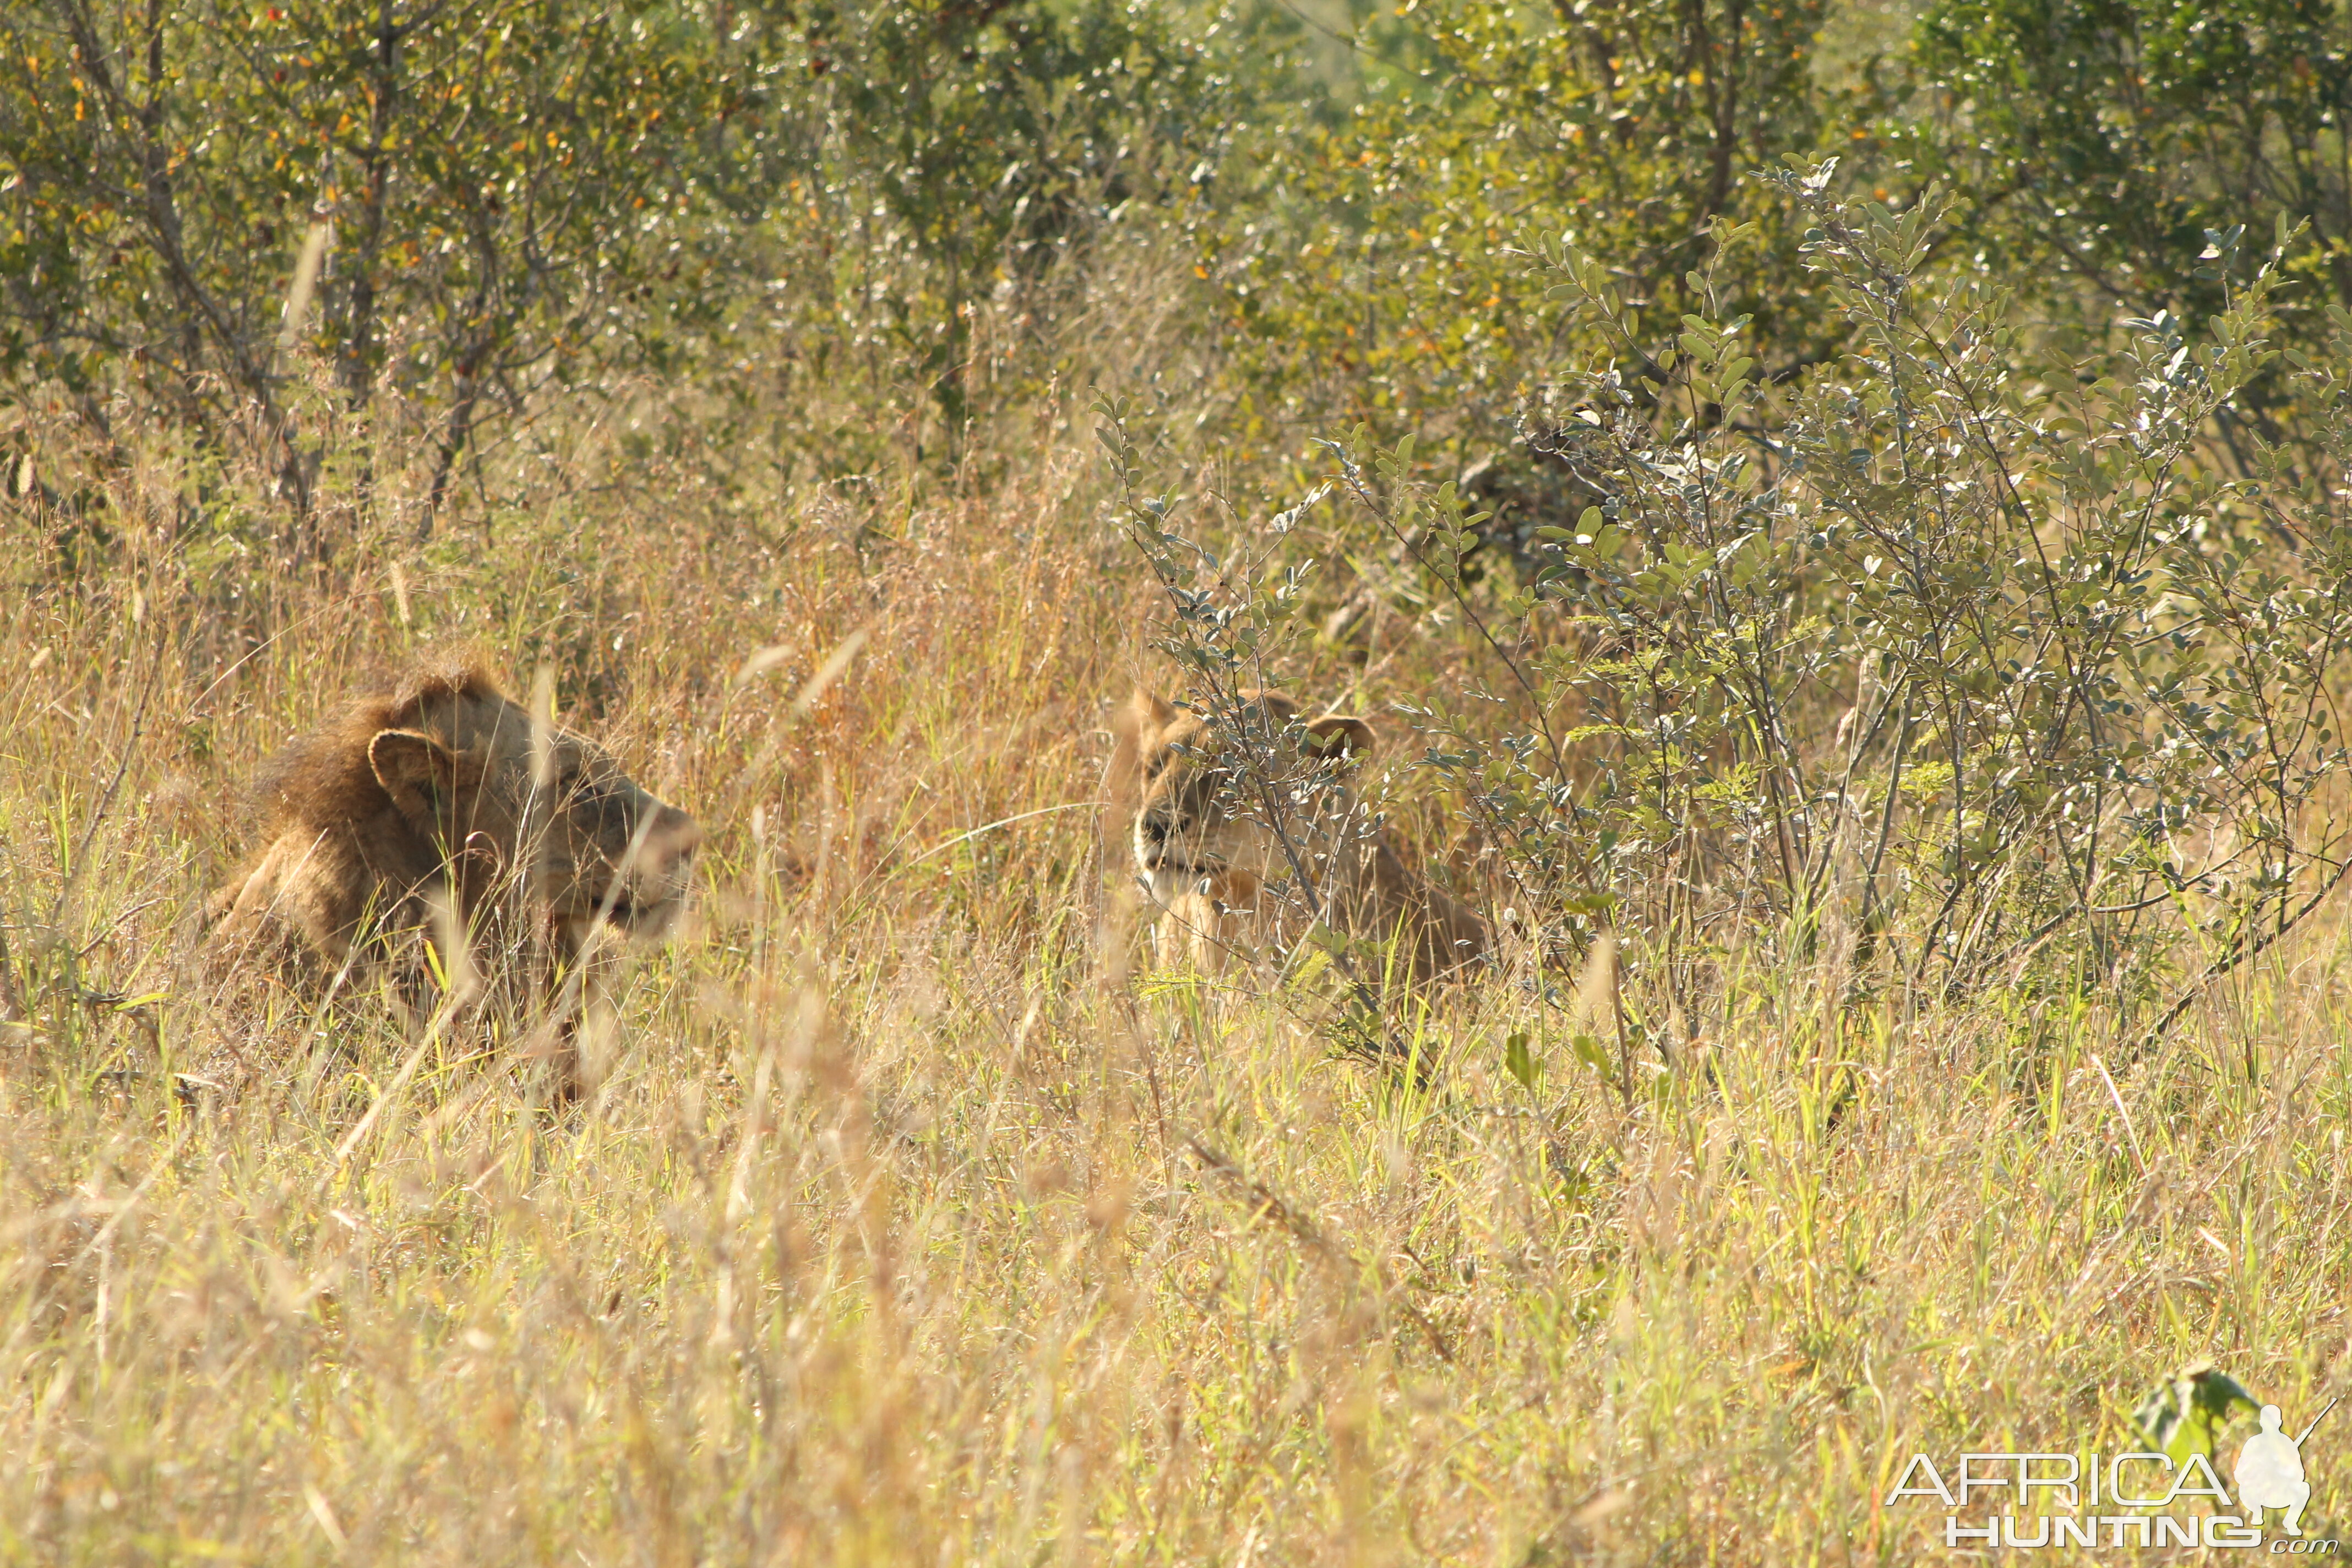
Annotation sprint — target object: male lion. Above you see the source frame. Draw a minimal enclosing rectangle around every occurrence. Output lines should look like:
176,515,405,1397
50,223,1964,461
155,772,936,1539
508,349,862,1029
206,653,700,1068
1112,688,1486,985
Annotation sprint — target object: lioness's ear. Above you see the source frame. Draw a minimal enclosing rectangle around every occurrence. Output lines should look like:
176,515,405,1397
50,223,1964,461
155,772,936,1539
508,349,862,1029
1126,687,1178,736
369,728,456,820
1304,715,1376,764
1109,688,1175,802
1245,690,1304,726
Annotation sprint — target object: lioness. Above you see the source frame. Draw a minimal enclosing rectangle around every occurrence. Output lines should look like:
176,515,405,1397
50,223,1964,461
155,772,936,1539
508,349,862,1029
1113,688,1486,984
206,653,700,1050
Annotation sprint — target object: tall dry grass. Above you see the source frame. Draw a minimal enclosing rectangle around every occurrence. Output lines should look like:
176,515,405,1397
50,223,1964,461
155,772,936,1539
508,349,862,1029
3,383,2349,1566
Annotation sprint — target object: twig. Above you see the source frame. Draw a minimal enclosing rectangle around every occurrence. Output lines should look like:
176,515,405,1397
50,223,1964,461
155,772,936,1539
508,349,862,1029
2090,1055,2148,1178
1186,1136,1455,1364
330,1024,440,1176
2128,853,2352,1064
48,668,156,932
0,912,23,1029
903,802,1095,867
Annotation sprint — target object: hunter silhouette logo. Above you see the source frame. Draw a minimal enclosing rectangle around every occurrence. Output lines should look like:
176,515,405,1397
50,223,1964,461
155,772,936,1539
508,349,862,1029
2239,1401,2335,1538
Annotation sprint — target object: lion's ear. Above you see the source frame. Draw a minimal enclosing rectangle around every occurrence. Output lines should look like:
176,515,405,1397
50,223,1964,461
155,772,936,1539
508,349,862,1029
1304,715,1376,765
369,729,456,821
1110,688,1175,801
1126,687,1178,737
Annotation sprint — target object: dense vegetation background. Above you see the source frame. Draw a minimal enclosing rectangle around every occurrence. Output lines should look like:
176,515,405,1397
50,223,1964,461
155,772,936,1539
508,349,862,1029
9,0,2352,1560
21,0,2352,499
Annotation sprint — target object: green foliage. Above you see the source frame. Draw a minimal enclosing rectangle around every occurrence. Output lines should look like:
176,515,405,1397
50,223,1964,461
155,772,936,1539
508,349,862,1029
0,0,1235,529
1909,0,2352,362
1202,0,1890,448
780,0,1244,438
0,0,729,530
1355,178,2352,1020
2133,1363,2261,1463
1501,1027,1538,1090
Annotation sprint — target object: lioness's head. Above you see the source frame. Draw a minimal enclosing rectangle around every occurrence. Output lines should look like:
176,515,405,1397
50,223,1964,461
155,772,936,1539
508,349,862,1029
1112,685,1489,983
249,656,701,952
1115,687,1374,912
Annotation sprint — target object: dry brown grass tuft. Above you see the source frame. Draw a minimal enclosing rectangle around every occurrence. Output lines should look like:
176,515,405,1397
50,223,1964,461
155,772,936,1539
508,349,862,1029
3,405,2350,1565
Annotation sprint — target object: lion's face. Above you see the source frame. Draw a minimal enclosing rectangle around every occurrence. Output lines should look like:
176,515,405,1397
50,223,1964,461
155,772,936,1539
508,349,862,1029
1118,689,1374,917
366,688,701,951
1112,685,1487,982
